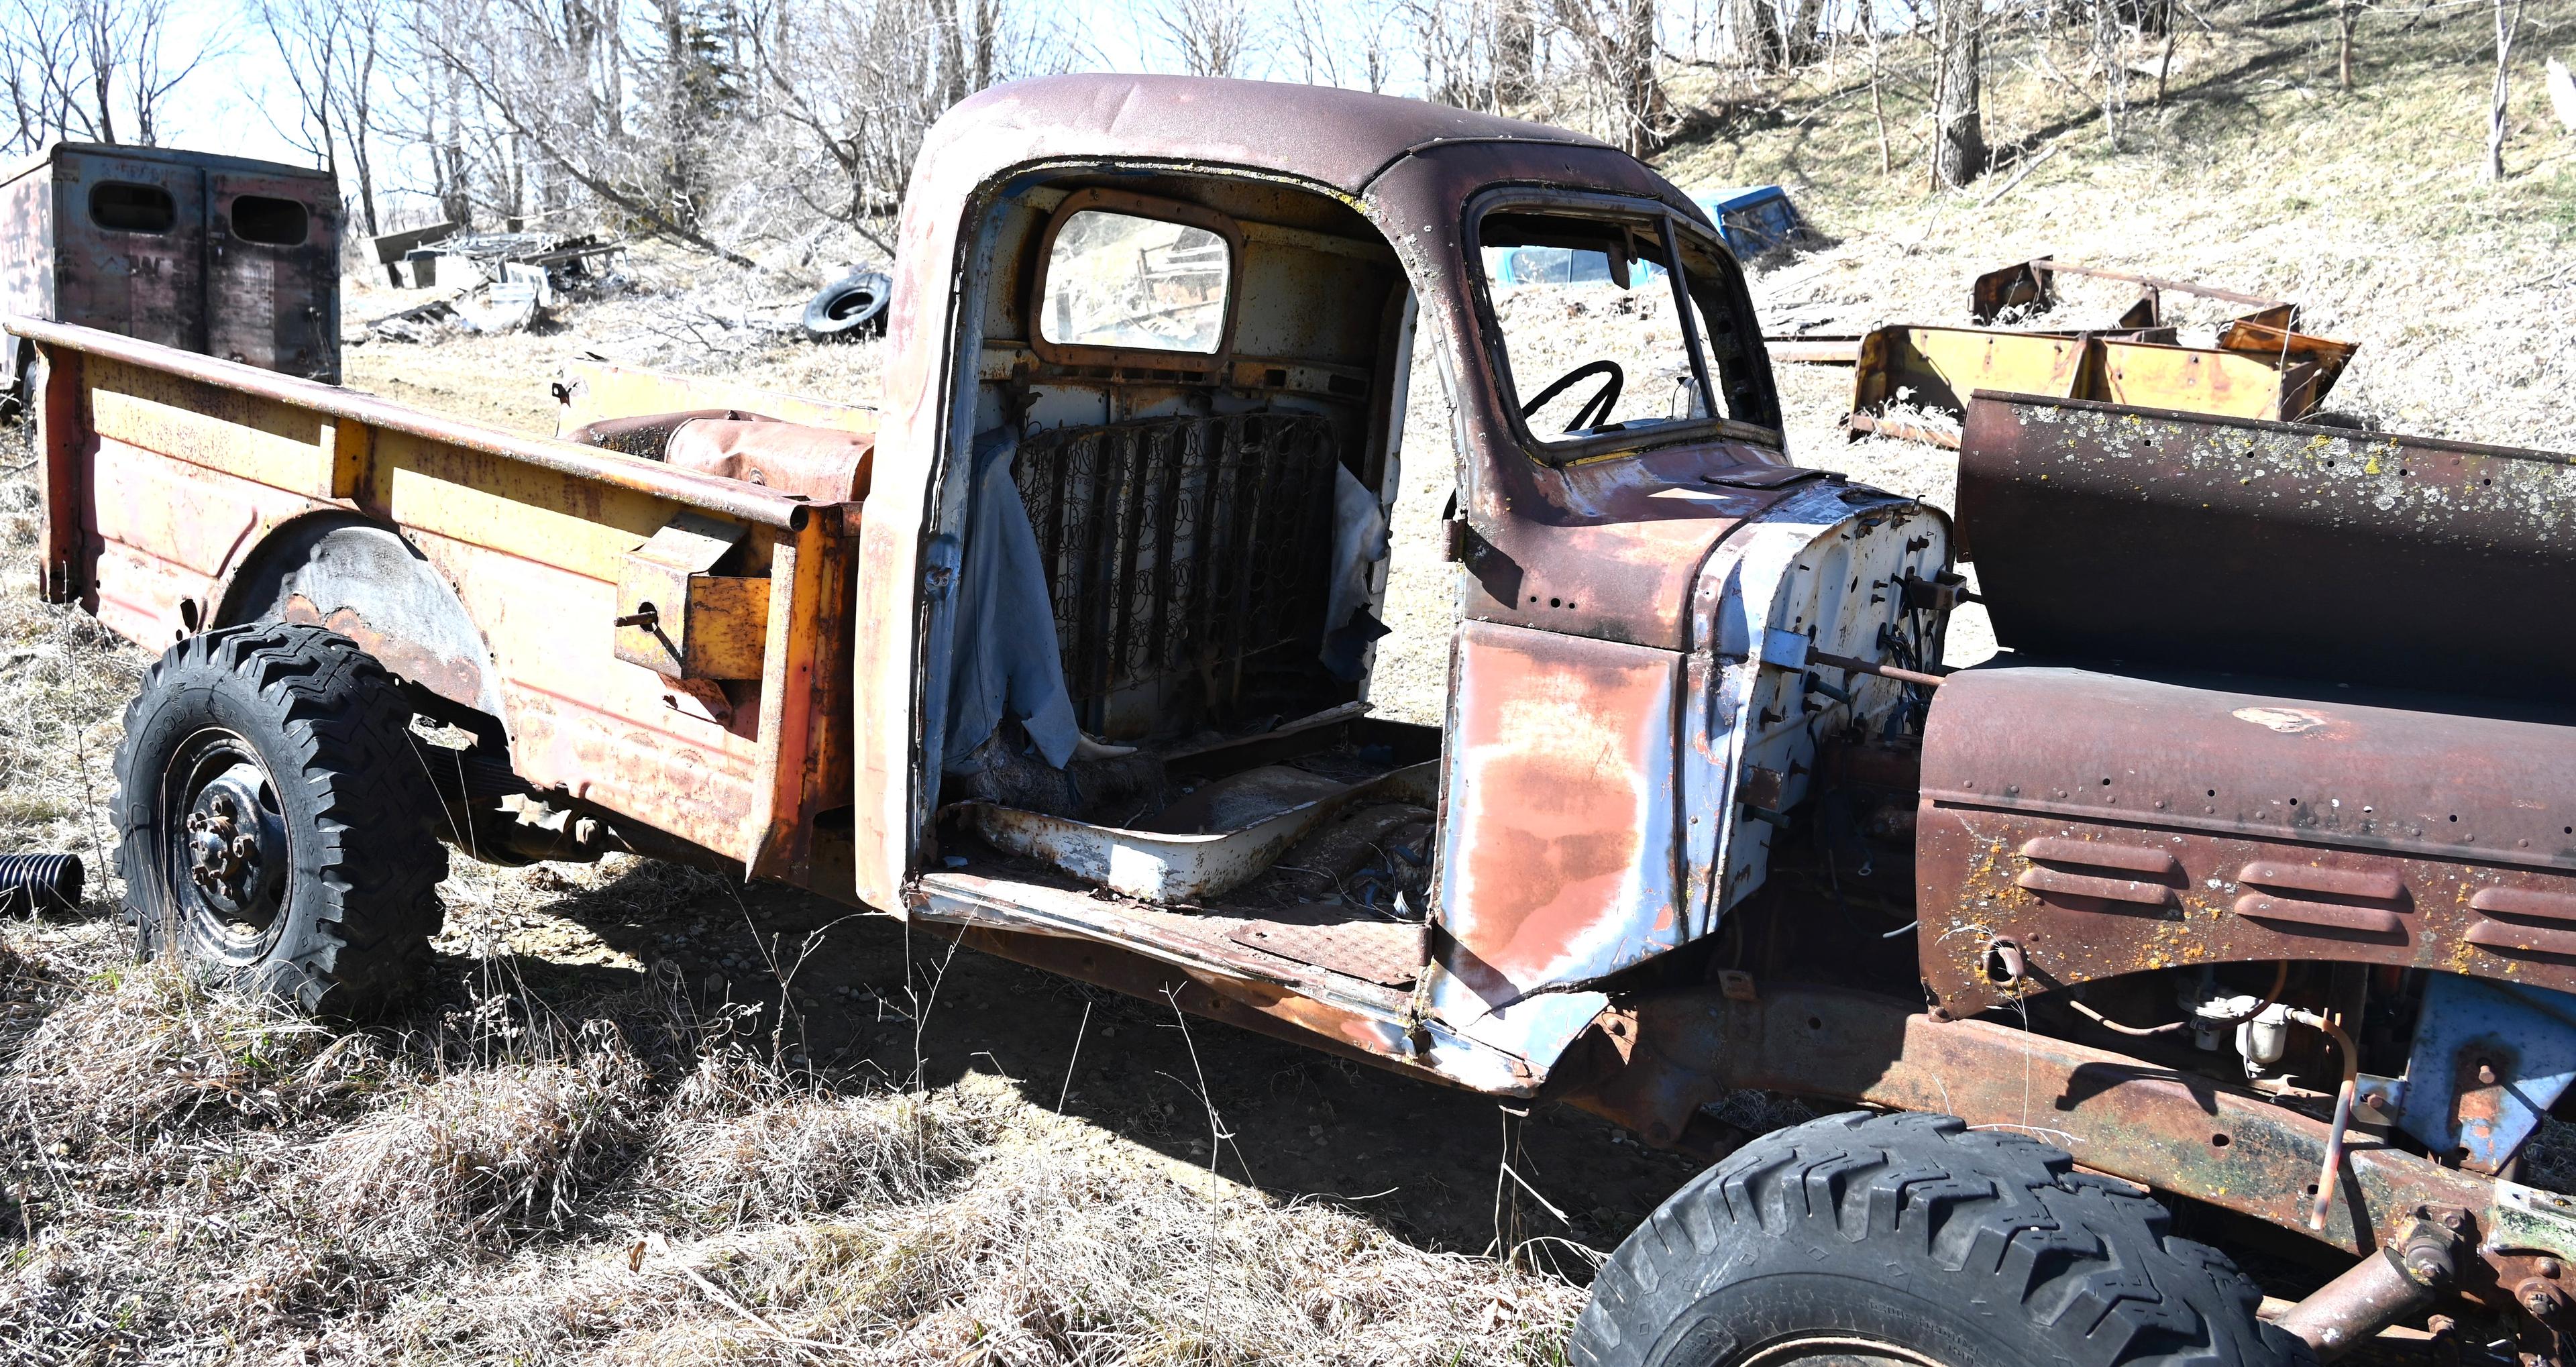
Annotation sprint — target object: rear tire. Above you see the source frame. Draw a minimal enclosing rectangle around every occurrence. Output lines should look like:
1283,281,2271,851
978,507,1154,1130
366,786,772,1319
1570,1111,2314,1367
113,624,448,1016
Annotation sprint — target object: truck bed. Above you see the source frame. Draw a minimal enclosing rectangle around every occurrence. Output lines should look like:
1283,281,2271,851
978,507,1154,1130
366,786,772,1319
15,317,859,888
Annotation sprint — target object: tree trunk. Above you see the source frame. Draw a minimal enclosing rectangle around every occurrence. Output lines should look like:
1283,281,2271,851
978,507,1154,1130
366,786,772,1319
1741,0,1783,71
2485,0,2523,181
2337,0,2355,91
1933,0,1985,187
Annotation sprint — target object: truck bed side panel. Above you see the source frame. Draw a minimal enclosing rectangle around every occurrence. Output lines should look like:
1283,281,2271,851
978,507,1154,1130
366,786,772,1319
23,322,856,882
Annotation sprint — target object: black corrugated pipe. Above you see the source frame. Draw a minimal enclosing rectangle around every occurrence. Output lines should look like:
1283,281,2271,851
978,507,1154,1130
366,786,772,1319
0,853,83,915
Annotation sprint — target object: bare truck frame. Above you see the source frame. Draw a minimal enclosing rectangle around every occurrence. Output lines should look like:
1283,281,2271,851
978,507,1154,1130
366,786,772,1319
16,75,2576,1366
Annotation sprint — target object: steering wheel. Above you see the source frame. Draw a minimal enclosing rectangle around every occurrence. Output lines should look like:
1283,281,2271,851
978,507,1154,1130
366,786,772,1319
1519,360,1624,433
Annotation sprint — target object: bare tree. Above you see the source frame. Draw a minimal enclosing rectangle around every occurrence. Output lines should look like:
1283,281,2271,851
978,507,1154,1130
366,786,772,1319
1929,0,1984,186
0,0,217,151
2485,0,2526,180
748,0,1066,255
1156,0,1252,77
1553,0,1668,155
254,0,394,235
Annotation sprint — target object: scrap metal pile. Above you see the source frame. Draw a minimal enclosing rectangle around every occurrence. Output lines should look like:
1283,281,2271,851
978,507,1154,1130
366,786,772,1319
1774,256,2360,447
360,221,627,341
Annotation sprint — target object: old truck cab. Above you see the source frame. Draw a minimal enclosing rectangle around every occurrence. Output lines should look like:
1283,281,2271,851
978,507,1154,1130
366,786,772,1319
849,76,1951,1101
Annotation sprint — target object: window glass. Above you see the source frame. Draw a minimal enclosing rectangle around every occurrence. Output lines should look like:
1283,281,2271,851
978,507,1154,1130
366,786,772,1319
1479,207,1774,450
89,181,175,234
1040,210,1230,354
229,195,309,245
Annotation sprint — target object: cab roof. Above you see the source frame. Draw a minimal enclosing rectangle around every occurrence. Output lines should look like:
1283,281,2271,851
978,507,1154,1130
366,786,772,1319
924,74,1619,197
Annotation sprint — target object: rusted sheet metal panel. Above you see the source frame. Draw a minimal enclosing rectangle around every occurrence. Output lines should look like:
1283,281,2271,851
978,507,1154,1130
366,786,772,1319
857,89,1721,910
1435,620,1682,1002
961,762,1438,904
203,167,339,381
1915,666,2576,1014
85,434,324,645
748,512,862,884
1568,984,2510,1264
50,149,206,356
13,320,814,530
1851,325,2092,418
917,871,1546,1094
553,357,879,439
83,354,353,499
33,349,84,601
1959,394,2576,700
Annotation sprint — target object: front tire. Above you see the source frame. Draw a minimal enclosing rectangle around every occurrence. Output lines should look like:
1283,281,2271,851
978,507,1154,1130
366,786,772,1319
1570,1111,2313,1367
113,624,448,1015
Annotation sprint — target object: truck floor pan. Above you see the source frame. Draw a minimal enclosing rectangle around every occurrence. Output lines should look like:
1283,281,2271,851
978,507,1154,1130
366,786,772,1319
956,759,1438,904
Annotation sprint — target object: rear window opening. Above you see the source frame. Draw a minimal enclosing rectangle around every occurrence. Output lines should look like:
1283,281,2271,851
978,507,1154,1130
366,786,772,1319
89,181,176,234
1039,209,1232,354
229,195,310,246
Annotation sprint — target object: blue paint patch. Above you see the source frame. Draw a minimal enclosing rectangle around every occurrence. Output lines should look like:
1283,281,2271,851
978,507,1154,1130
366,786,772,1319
2397,973,2576,1171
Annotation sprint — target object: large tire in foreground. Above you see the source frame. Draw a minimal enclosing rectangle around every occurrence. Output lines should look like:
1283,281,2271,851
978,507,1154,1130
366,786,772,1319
114,624,447,1015
1571,1111,2314,1367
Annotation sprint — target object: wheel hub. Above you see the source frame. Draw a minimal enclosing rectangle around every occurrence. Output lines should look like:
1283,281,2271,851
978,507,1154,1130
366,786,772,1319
182,762,285,925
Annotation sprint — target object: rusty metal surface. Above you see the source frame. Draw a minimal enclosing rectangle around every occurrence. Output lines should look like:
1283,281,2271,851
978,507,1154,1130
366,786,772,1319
13,320,815,531
553,357,879,439
30,325,865,876
1226,916,1426,987
962,761,1438,904
1563,982,2516,1262
1434,620,1681,1002
1914,665,2576,1014
664,419,873,503
1960,394,2576,700
3,144,339,382
853,80,1784,911
1847,324,2344,439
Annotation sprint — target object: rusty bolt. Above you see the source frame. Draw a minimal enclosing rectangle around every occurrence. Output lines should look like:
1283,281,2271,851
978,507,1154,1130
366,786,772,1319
2542,1258,2565,1279
2479,1060,2500,1087
2518,1277,2565,1318
2440,1209,2469,1232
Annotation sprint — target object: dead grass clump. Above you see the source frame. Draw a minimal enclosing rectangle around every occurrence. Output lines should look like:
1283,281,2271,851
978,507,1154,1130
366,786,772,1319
307,1018,651,1244
616,1108,1583,1365
11,956,394,1146
650,1060,1004,1229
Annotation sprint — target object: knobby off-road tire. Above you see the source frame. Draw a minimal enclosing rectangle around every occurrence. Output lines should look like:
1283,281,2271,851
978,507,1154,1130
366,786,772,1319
1571,1111,2316,1367
114,624,448,1016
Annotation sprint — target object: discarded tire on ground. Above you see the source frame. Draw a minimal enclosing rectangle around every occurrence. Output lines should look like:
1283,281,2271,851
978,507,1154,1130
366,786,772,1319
802,269,891,341
1570,1111,2314,1367
113,623,448,1016
0,852,81,915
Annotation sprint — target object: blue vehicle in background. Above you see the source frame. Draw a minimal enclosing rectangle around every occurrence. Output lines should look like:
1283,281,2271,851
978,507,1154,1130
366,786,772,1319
1486,184,1813,285
1696,185,1813,257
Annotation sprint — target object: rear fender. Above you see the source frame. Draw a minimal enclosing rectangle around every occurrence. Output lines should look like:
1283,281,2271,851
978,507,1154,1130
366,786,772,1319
213,512,508,736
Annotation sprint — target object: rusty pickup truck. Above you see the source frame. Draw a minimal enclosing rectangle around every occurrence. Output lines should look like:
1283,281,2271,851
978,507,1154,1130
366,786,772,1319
17,74,2576,1367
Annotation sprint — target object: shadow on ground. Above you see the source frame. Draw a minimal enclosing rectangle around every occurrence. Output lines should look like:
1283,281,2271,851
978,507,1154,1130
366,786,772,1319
466,859,1709,1264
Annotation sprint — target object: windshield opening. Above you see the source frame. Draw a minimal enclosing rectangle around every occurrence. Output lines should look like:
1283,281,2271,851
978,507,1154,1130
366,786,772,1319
1478,206,1774,455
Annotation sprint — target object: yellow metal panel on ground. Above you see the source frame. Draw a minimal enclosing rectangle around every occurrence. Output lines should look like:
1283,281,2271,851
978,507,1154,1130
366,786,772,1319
2095,339,2293,420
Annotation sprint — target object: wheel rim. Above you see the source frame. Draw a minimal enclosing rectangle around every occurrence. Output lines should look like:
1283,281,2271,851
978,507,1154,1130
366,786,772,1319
161,728,291,961
1737,1337,1955,1367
